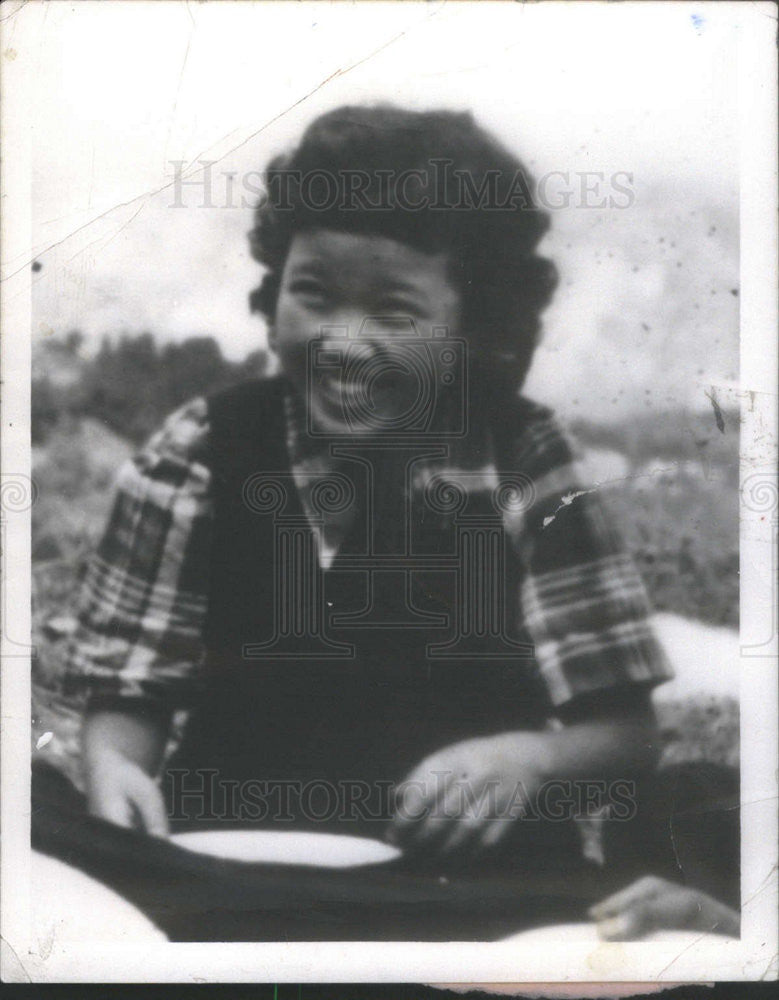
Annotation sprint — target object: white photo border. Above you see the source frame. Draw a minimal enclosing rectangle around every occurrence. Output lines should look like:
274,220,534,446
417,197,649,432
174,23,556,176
1,0,776,983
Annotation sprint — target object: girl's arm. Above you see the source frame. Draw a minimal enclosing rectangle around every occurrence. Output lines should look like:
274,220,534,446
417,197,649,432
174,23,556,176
64,397,214,836
82,703,172,836
548,685,660,779
389,707,657,854
83,702,171,775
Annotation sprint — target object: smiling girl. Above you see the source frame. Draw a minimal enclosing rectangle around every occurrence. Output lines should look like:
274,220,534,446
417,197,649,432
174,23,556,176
63,105,673,864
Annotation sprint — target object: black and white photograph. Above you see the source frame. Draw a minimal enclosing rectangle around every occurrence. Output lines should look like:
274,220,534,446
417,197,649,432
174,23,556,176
1,0,776,984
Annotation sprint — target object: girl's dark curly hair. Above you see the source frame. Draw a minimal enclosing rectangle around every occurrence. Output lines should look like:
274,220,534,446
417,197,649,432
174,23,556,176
248,104,557,392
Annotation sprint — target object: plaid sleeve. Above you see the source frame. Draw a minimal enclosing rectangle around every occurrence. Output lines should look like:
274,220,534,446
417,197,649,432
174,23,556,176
62,397,213,706
505,403,674,710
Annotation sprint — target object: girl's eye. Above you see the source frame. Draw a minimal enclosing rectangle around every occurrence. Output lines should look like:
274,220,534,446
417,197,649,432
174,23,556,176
289,280,331,308
375,298,428,317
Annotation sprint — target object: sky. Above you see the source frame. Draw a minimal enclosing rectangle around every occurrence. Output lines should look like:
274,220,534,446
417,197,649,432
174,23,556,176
21,0,742,422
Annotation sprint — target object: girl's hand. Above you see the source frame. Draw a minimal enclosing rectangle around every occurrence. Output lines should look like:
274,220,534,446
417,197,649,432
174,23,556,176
82,706,171,837
589,876,740,939
388,732,547,854
86,748,169,838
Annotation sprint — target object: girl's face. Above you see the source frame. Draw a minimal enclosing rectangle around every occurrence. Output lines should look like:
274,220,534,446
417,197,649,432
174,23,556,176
271,229,462,436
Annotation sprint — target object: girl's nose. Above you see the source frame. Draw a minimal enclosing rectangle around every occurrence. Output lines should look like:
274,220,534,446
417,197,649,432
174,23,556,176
318,317,382,366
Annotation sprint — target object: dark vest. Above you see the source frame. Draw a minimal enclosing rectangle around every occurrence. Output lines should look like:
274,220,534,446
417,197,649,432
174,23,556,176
166,378,552,828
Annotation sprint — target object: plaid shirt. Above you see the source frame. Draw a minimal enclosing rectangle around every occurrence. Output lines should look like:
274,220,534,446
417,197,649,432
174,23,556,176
64,383,673,711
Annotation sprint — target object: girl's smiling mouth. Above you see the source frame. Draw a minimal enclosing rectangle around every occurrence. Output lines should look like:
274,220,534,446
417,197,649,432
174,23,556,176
315,357,415,411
